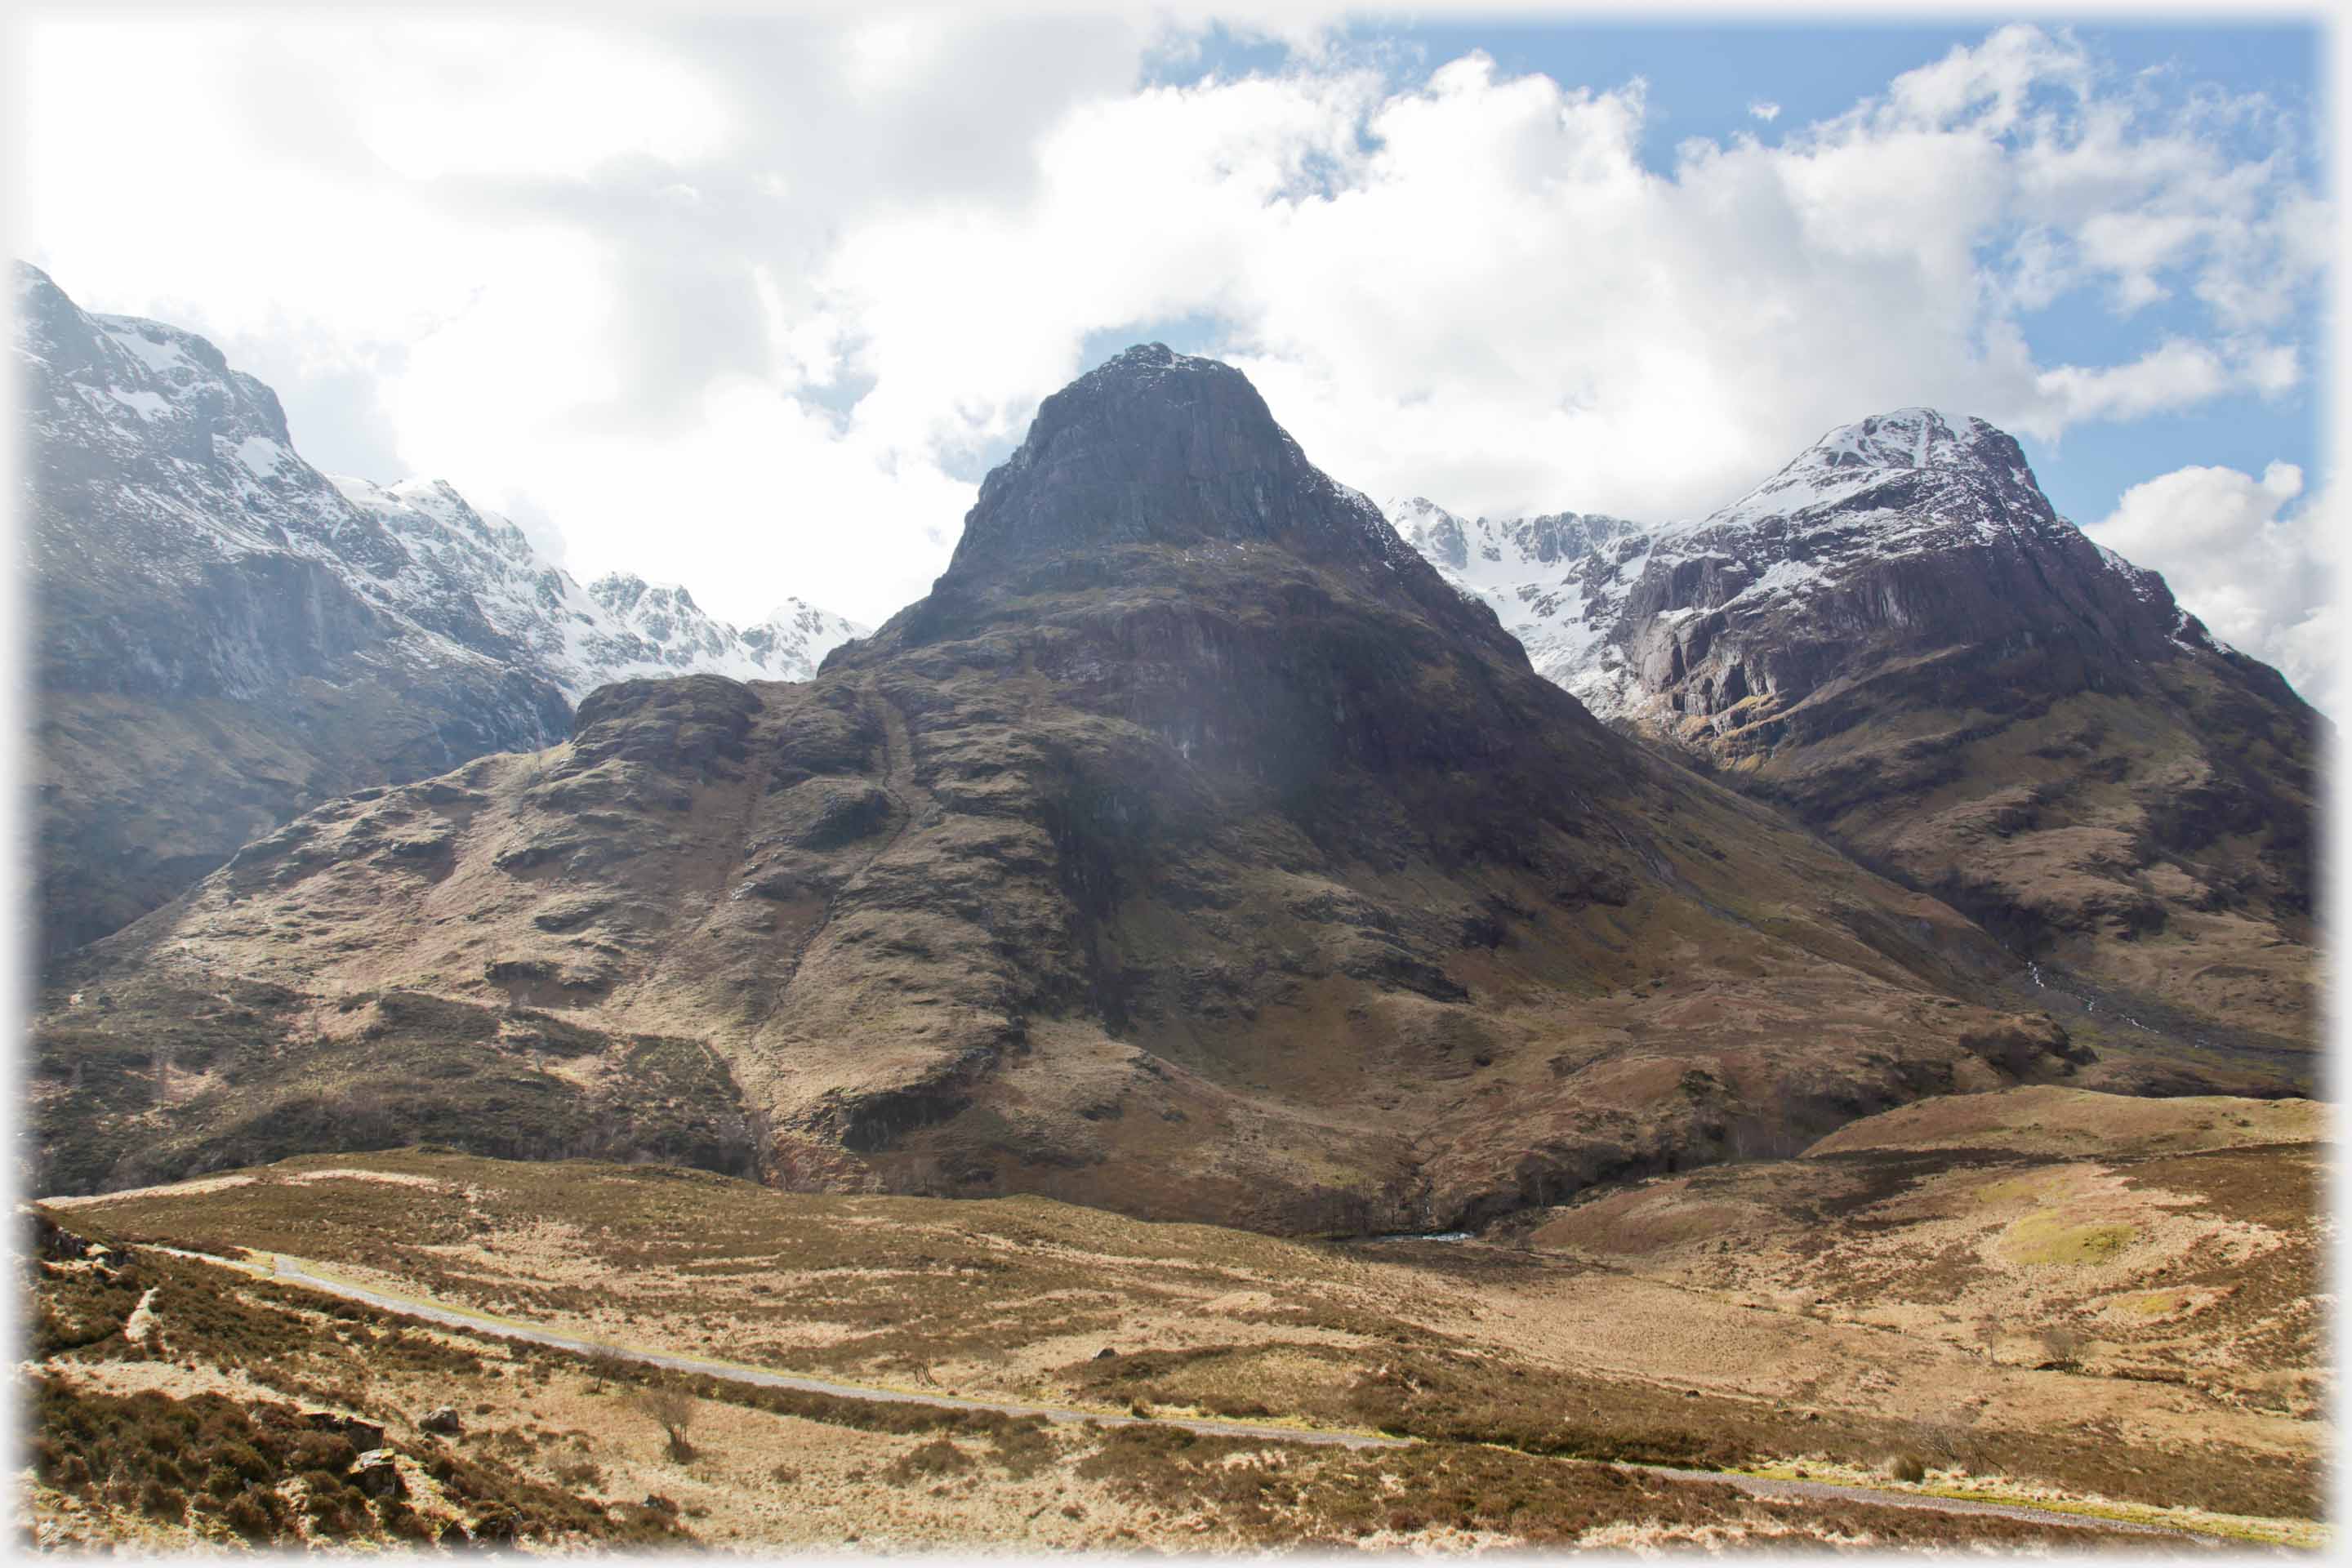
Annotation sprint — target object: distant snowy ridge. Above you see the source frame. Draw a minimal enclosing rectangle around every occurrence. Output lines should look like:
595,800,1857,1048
1383,494,1650,714
332,474,868,701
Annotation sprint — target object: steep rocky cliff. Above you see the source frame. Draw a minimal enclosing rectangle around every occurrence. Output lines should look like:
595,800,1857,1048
37,349,2113,1231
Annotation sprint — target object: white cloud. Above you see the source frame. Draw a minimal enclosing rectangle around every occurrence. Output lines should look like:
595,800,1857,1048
16,16,2327,648
2087,461,2338,715
1880,22,2091,135
1748,100,1780,122
2026,339,2236,430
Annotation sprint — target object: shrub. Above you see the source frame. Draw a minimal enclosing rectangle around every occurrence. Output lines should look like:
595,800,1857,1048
630,1386,697,1462
382,1500,438,1541
222,1492,274,1540
287,1432,359,1474
882,1438,973,1485
553,1459,604,1489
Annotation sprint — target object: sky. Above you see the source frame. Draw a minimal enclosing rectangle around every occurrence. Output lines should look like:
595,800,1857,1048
10,3,2340,713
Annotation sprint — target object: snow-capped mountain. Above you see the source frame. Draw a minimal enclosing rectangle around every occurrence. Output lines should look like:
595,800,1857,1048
1389,408,2322,1052
1387,408,2202,727
18,261,863,956
582,576,866,692
36,338,2105,1225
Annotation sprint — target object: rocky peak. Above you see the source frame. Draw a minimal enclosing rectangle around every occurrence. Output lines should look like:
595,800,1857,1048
22,262,866,956
16,262,92,367
1385,406,2319,1060
1799,408,2007,474
1511,510,1644,565
1701,406,2055,537
589,572,683,618
944,342,1404,578
17,261,301,478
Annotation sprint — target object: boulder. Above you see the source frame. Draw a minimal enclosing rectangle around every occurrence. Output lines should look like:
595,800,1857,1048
350,1450,407,1500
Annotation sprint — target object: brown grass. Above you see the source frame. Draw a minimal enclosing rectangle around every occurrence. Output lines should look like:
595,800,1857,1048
42,1138,2327,1529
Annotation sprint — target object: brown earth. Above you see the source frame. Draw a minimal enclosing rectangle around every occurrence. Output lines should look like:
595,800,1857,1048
1510,1087,2329,1423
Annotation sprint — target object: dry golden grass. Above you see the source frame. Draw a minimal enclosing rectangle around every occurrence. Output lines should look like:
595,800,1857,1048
51,1092,2328,1528
25,1210,2176,1554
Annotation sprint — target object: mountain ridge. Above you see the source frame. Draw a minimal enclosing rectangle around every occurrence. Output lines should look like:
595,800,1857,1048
18,261,863,956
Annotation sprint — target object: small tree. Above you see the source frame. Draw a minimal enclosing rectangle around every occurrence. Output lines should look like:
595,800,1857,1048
2037,1325,2087,1367
632,1385,697,1462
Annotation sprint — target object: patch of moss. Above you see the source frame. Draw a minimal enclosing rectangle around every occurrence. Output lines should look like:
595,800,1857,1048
1973,1174,2056,1205
2004,1212,2137,1265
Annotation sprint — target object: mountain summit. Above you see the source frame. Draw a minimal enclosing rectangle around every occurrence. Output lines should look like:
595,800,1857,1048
1753,405,2028,480
951,344,1405,570
1690,405,2061,550
40,350,2104,1231
922,343,1503,666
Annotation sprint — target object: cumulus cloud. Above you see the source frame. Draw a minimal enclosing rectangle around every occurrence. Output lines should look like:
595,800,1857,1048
1748,100,1780,122
16,13,2328,644
2086,462,2337,715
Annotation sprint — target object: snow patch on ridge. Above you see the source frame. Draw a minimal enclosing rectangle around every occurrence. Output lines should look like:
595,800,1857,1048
236,436,290,476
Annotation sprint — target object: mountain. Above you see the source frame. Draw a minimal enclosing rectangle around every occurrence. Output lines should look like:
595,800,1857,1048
16,263,864,957
1389,408,2323,1057
35,345,2119,1231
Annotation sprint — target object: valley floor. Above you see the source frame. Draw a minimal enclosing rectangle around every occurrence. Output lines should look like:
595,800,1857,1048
23,1085,2331,1553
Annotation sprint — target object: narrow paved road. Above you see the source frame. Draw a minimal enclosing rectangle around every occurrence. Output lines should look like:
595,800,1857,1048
262,1254,1402,1450
230,1250,2210,1541
1637,1465,2198,1541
